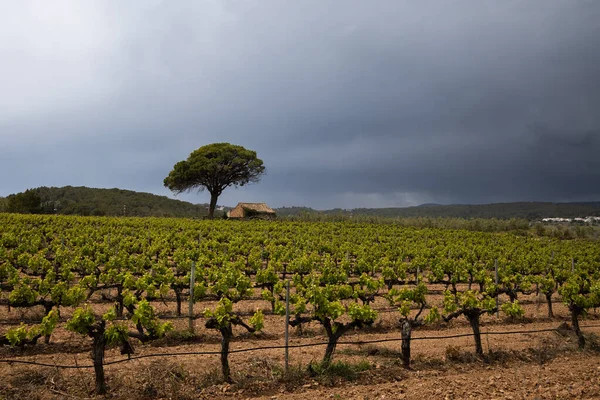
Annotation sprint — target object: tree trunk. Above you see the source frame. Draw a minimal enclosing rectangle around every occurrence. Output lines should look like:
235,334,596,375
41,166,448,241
116,287,124,318
401,320,412,369
466,312,484,356
208,192,218,219
92,327,107,395
126,305,146,339
220,325,233,382
545,292,554,318
268,285,275,313
323,335,339,367
571,307,585,349
322,320,344,367
43,303,53,344
175,288,182,317
294,314,303,336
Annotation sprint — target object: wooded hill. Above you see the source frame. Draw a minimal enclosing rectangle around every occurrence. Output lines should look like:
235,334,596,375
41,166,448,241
2,186,599,220
277,202,600,221
0,186,212,218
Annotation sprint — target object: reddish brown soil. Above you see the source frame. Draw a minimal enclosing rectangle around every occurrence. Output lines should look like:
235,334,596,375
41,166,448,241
1,291,600,399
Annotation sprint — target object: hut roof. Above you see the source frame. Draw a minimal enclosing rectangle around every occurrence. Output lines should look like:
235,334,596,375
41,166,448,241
228,202,276,218
237,203,275,213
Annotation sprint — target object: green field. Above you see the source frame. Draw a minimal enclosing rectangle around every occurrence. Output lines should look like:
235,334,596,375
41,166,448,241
1,213,599,394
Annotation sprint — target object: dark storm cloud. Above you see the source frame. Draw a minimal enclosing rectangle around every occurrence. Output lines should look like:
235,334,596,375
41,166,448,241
1,1,599,209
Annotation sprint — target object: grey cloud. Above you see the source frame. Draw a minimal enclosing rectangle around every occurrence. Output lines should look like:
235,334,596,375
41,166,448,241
1,1,599,209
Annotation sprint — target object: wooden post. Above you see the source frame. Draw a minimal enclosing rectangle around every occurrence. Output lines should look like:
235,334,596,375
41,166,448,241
416,266,420,285
495,260,499,317
285,280,290,373
189,261,196,333
571,258,575,274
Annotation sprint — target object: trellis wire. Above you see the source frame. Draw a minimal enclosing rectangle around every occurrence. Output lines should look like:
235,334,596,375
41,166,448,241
2,323,599,370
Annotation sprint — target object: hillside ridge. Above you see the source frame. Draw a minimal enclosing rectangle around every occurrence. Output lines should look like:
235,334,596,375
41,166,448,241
2,186,599,220
276,201,600,220
1,186,211,217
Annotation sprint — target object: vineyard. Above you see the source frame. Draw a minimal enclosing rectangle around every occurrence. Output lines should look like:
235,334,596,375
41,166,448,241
1,214,600,398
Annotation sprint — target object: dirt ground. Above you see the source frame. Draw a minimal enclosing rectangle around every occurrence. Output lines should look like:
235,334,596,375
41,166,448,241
2,291,600,399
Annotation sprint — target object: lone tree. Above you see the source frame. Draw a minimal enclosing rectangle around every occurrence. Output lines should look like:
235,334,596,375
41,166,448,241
164,143,265,218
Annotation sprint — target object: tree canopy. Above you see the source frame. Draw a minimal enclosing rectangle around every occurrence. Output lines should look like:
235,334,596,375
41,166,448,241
6,189,42,214
163,143,265,218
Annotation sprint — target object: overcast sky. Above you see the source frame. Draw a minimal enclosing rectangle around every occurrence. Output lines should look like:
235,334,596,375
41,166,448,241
1,1,599,209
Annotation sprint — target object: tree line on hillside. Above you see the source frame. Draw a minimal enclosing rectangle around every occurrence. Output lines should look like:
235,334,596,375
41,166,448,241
0,186,211,218
277,201,600,220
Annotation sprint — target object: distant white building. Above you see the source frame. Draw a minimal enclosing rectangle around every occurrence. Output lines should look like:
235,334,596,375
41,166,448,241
542,217,572,223
542,216,600,224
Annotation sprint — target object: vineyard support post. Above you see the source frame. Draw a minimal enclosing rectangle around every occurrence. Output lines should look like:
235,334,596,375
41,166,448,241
416,266,420,285
285,280,290,373
495,260,499,317
571,258,575,274
189,261,196,333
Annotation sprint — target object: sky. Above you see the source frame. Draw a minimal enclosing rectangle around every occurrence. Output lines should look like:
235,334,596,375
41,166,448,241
1,1,599,209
